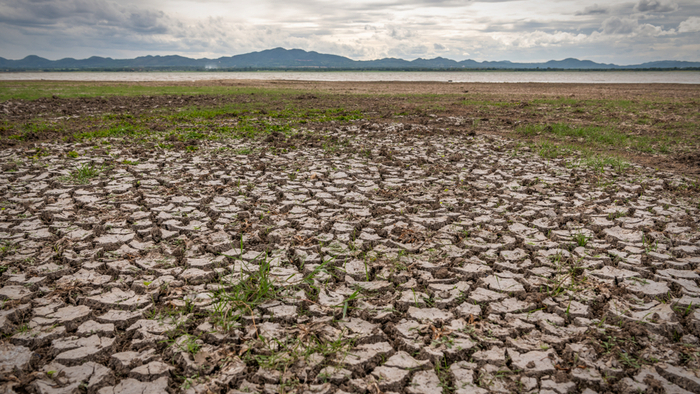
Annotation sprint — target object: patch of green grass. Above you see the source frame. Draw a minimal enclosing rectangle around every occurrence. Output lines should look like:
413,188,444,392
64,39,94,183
234,147,254,155
172,105,360,141
532,97,581,107
209,255,281,330
67,151,79,158
0,241,17,257
180,131,208,141
206,254,360,375
531,141,571,159
642,234,659,254
246,332,355,379
581,155,630,173
619,352,641,369
179,335,201,355
74,123,144,141
527,140,631,174
103,113,134,121
572,232,590,247
435,359,455,392
210,253,336,330
15,324,30,334
61,163,103,184
518,122,671,155
607,210,627,220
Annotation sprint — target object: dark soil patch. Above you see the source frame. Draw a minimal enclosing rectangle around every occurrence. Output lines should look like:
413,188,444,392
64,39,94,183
1,80,699,176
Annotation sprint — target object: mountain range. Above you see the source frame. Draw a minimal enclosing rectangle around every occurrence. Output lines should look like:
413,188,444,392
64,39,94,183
1,48,699,70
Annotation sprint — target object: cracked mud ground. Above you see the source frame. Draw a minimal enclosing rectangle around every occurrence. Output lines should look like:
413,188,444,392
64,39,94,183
1,107,700,394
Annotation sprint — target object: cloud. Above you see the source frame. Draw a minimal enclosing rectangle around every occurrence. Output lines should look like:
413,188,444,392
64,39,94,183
636,23,676,36
634,0,679,13
575,4,609,16
0,0,698,64
679,16,700,32
601,17,639,34
599,16,677,37
0,0,172,33
508,30,589,48
386,26,413,40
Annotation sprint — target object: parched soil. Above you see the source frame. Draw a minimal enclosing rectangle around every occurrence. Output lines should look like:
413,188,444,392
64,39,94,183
0,115,700,393
0,81,699,394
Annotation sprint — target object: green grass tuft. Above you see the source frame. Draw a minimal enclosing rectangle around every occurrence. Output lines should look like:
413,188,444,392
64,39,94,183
62,163,103,184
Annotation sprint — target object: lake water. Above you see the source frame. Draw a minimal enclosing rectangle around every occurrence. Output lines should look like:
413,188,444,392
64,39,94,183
2,71,700,84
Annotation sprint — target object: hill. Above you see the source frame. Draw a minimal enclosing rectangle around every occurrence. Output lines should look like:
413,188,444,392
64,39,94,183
1,48,699,70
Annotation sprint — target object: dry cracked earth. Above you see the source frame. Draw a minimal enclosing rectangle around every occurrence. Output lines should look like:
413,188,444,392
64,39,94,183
1,122,700,394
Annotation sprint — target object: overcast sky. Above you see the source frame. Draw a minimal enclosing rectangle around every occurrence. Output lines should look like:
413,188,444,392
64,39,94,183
1,0,699,64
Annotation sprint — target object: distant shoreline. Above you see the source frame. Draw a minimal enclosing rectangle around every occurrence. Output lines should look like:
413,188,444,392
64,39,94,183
3,68,700,73
3,70,700,84
3,48,700,71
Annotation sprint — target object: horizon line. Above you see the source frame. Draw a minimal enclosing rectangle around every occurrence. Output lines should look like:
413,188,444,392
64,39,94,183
2,47,699,67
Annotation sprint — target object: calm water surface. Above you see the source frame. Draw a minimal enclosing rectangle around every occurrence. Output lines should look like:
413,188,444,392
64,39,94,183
2,71,700,84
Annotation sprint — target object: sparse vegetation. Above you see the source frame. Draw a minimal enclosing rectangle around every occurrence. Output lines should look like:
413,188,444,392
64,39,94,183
61,163,104,184
0,81,698,393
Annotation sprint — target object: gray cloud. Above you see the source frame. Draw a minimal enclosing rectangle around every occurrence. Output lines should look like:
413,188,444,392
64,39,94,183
575,4,609,15
0,0,698,64
634,0,679,13
0,0,171,33
386,26,413,40
601,17,639,34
